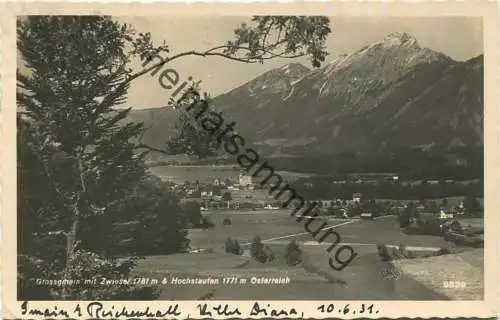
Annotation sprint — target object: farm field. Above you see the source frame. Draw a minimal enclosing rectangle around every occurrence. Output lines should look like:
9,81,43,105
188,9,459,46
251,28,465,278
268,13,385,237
133,210,482,300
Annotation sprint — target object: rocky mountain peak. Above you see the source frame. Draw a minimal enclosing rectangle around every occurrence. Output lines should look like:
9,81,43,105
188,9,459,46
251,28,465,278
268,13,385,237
382,32,418,47
320,32,449,84
130,31,482,156
233,62,310,96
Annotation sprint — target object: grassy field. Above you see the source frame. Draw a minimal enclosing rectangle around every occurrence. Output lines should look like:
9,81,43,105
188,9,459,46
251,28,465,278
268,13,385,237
227,188,277,202
148,165,313,185
132,210,483,300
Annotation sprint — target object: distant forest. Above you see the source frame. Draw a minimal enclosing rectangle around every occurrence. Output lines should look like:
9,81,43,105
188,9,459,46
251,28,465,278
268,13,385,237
186,145,483,181
289,177,483,201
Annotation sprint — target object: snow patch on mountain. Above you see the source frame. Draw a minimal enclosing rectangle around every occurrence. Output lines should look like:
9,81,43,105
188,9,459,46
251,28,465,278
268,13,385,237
282,87,295,101
318,81,329,97
324,54,350,75
381,32,417,48
291,77,304,86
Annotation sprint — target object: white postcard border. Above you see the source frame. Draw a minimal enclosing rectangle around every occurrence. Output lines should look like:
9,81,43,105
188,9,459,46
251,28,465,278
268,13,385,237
1,1,498,318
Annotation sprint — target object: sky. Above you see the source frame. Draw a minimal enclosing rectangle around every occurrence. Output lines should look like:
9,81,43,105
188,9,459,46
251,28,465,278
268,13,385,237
18,16,483,110
119,16,482,110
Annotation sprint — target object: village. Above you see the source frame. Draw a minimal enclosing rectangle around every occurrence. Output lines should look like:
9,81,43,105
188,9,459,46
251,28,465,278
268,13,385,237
139,167,485,300
174,171,480,222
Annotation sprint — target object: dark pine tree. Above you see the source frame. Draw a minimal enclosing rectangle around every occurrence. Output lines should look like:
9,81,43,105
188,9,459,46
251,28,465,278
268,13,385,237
16,16,181,300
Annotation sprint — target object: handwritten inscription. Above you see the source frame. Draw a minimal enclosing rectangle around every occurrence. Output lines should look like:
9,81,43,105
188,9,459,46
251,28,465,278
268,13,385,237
21,301,70,318
317,303,379,315
250,302,299,317
20,300,380,318
84,302,181,318
197,303,242,317
21,301,181,319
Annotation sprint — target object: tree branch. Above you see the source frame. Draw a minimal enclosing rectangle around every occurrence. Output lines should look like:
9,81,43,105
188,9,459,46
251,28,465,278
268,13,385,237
136,143,173,156
112,39,303,95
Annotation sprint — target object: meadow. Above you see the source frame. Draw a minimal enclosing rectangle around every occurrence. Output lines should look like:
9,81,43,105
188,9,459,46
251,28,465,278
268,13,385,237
132,210,463,300
148,165,313,185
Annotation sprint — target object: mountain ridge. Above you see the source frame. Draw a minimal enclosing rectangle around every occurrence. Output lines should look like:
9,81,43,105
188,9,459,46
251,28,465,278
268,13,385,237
128,32,483,157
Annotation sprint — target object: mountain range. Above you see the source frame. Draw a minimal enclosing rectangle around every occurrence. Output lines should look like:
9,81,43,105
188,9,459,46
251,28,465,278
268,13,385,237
129,32,483,158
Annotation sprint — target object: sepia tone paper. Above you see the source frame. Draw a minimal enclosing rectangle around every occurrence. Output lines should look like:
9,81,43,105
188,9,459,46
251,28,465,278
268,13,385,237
1,1,499,318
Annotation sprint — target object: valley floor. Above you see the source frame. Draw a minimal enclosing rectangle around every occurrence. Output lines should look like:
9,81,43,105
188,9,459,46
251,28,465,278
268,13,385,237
133,211,483,300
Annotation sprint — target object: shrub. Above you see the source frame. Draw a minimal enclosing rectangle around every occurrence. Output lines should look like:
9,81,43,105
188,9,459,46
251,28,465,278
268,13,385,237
376,244,392,262
437,247,451,255
395,244,407,259
264,245,275,262
398,205,414,228
391,246,402,259
200,216,215,228
223,218,232,225
250,236,268,263
286,249,302,266
446,232,484,248
285,240,302,266
225,238,242,255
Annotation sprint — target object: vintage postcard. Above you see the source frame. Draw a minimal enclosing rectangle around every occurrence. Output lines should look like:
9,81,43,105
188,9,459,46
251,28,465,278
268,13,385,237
1,1,499,319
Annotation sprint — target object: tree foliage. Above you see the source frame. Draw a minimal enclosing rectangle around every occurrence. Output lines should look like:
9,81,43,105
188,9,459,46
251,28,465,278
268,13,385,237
222,191,233,202
225,238,242,255
181,200,203,226
398,203,415,228
17,16,186,300
137,16,332,159
161,89,221,159
250,236,268,263
17,15,333,300
284,240,302,266
463,195,481,215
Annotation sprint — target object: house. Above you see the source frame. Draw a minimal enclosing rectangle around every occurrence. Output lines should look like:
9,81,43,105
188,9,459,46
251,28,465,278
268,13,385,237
352,193,362,203
360,213,374,220
439,210,454,220
388,175,399,182
201,191,213,198
264,204,280,210
416,204,426,213
239,173,253,186
332,180,347,184
186,188,201,198
212,178,221,186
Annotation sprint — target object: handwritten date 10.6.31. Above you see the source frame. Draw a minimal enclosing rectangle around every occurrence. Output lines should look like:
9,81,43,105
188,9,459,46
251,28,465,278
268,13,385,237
317,303,378,315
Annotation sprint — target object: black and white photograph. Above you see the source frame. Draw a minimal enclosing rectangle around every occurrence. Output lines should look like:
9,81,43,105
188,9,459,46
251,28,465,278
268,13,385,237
10,6,495,312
